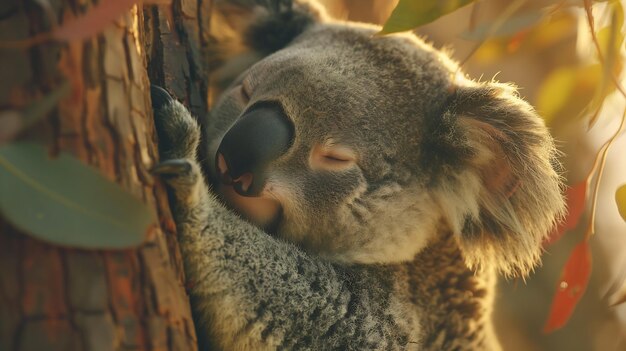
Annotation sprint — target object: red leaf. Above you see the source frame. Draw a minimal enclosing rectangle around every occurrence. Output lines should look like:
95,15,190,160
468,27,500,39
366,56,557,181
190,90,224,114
506,30,529,53
52,0,137,42
544,181,587,245
543,241,592,333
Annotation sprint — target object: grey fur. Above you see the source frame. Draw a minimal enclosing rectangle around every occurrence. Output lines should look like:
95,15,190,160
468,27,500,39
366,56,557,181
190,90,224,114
154,1,565,349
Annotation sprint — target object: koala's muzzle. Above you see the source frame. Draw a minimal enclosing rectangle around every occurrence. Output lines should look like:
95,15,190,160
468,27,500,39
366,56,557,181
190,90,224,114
216,103,293,197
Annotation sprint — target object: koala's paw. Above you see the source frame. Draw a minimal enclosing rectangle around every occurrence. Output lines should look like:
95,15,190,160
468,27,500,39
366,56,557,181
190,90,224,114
151,85,200,160
151,158,203,205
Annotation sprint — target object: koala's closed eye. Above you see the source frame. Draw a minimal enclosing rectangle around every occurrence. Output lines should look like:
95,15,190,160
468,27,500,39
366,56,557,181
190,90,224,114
309,143,357,171
239,84,251,103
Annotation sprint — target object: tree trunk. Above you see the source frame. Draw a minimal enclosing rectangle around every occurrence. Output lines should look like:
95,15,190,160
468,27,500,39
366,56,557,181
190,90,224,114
0,0,213,349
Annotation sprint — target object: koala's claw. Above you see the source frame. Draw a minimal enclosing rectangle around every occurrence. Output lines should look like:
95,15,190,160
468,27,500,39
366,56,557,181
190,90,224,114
150,85,200,160
151,159,192,177
150,85,174,110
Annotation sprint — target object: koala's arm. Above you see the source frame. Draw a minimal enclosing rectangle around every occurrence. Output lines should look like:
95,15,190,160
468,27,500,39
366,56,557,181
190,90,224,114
150,88,413,351
178,192,411,350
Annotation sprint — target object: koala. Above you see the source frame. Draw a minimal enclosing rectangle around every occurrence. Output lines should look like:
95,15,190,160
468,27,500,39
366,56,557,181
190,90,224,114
151,0,565,350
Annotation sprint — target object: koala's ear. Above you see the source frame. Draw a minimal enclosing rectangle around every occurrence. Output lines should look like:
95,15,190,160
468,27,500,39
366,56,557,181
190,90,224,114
211,0,326,87
431,83,565,277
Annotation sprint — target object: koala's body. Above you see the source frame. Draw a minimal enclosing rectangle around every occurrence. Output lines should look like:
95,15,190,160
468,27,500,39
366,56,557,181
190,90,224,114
151,1,565,350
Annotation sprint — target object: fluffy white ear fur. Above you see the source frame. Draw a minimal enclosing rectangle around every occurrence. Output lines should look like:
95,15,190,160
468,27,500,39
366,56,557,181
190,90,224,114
436,84,565,277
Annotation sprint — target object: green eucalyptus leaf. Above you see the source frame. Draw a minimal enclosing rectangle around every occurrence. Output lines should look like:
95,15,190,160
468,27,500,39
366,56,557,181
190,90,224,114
380,0,476,34
0,142,155,249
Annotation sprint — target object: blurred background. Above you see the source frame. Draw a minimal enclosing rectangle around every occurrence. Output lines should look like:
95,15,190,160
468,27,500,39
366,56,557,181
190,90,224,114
317,0,626,350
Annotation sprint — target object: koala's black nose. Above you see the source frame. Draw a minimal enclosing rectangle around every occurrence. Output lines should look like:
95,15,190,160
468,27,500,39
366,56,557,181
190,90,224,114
216,103,293,197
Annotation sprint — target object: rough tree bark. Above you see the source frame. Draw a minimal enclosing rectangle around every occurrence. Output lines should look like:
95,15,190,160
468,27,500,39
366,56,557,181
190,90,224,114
0,0,213,349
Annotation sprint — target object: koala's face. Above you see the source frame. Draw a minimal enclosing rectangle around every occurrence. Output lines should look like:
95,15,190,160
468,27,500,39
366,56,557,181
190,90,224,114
206,24,451,264
205,21,564,272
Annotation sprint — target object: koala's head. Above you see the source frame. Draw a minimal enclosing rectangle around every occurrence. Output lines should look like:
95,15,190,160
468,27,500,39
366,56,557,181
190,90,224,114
204,0,565,276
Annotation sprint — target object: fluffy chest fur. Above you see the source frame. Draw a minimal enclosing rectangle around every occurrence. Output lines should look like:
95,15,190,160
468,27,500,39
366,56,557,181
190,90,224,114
400,233,499,350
